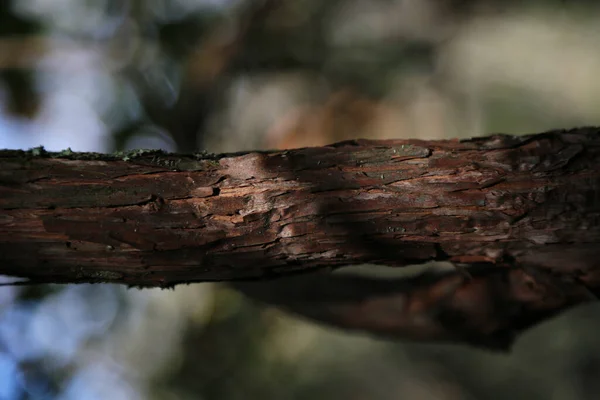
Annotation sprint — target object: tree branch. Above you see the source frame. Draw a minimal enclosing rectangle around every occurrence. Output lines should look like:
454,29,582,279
2,127,600,348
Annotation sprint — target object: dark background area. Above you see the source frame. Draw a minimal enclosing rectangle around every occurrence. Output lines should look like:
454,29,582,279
2,0,600,399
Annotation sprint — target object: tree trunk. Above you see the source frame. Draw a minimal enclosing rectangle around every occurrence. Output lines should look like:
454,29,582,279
2,127,599,349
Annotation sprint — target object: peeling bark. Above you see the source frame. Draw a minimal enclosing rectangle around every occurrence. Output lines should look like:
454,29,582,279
1,127,600,348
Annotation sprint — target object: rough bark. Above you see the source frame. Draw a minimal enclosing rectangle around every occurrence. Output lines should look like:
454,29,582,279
1,127,600,349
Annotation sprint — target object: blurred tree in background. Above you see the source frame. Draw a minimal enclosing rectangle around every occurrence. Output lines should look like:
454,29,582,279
3,0,600,399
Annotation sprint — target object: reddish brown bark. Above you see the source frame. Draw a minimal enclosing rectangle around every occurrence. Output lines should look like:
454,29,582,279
1,127,600,348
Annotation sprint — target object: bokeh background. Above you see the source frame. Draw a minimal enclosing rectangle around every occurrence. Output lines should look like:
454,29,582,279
2,0,600,399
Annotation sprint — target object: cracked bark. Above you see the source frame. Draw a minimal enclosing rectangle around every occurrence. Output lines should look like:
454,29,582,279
1,127,600,349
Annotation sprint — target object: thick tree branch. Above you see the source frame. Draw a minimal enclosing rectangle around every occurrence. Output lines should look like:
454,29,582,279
1,127,600,348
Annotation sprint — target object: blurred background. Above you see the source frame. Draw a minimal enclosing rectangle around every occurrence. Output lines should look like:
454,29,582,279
2,0,600,398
